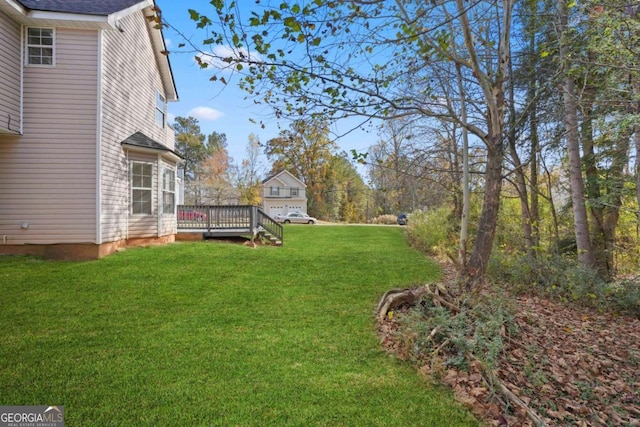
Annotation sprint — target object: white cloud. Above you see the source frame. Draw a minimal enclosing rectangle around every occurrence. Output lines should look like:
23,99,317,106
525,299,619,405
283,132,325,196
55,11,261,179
165,38,172,48
188,106,224,121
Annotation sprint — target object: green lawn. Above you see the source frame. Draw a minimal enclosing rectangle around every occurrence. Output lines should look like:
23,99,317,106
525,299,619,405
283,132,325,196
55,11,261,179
0,226,479,426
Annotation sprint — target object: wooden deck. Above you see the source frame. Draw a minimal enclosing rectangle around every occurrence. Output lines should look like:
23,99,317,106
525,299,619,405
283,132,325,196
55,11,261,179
177,205,283,246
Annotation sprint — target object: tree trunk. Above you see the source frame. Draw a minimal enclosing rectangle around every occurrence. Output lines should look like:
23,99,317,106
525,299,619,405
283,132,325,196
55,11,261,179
601,128,631,278
581,95,608,274
557,0,596,270
464,138,504,287
530,107,540,250
636,127,640,238
526,7,540,251
456,0,514,288
507,46,534,258
456,63,470,269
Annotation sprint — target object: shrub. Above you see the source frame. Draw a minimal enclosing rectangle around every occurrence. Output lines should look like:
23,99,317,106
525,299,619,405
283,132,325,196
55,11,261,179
487,251,640,318
370,214,398,225
405,208,457,257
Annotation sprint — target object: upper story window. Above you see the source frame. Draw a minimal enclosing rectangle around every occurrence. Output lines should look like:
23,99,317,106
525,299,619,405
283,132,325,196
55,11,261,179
26,28,54,66
155,91,166,127
131,162,153,215
270,186,280,196
291,187,299,197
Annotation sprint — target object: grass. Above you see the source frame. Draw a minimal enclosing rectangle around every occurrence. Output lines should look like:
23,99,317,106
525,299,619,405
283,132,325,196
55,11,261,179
0,225,480,426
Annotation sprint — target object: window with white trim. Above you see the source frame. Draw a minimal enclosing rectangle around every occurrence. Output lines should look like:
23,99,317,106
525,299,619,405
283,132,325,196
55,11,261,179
270,186,279,196
291,187,299,197
162,167,176,214
26,28,54,66
131,162,153,215
155,91,166,127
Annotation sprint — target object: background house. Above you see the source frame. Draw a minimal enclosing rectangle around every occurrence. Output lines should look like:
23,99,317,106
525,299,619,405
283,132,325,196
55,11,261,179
261,170,308,217
0,0,180,259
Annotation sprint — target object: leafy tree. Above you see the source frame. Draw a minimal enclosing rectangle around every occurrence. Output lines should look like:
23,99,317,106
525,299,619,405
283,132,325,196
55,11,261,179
236,133,264,205
174,116,207,182
207,131,227,153
173,116,231,204
200,147,236,204
327,153,368,223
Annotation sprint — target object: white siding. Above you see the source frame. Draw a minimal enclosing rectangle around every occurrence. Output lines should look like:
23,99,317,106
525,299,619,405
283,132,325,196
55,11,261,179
261,171,308,216
100,10,177,241
0,10,21,133
0,27,98,244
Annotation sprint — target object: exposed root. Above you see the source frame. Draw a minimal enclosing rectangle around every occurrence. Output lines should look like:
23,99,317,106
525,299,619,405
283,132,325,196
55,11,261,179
375,287,427,322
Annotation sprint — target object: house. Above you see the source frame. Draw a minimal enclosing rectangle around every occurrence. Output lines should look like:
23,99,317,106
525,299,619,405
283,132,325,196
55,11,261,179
0,0,180,260
261,170,308,217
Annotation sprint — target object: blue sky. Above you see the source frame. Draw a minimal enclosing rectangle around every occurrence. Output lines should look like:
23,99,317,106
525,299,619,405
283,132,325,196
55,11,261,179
157,1,379,170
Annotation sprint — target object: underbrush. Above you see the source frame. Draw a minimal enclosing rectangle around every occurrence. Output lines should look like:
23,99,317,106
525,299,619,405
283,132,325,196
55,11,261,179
394,295,516,374
403,208,640,318
404,208,456,258
487,251,640,318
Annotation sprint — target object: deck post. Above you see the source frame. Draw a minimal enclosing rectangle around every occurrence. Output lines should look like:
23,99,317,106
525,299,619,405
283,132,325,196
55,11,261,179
251,205,257,229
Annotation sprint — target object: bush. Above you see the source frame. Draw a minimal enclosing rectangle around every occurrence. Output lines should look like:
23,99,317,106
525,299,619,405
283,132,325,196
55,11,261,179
487,251,640,318
370,214,398,225
405,208,456,257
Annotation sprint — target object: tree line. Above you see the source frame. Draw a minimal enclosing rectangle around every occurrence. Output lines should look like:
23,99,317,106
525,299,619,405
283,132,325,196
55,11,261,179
174,115,369,222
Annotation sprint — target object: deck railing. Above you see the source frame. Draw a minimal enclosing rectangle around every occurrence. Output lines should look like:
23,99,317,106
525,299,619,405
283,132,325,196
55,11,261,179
177,205,283,245
256,209,283,243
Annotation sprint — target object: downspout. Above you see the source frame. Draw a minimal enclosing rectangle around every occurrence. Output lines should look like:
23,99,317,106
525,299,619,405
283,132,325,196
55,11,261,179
19,25,24,134
95,29,104,245
125,149,129,239
157,154,162,236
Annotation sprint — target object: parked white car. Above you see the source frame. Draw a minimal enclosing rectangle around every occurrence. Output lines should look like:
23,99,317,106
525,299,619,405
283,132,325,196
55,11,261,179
275,212,317,224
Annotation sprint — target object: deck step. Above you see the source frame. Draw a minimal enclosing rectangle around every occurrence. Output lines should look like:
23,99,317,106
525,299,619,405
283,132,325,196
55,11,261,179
262,233,283,246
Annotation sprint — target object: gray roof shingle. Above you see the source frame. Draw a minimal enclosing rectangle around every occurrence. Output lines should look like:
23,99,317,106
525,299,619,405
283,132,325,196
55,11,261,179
121,132,183,159
17,0,145,16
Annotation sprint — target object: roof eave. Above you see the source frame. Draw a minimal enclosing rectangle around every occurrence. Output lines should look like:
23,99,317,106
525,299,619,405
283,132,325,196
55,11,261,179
144,4,178,102
0,0,153,30
107,0,153,27
0,1,109,28
122,143,183,163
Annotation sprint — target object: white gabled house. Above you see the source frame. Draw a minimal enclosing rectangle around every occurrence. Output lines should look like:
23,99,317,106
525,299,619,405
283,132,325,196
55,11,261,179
261,170,308,217
0,0,181,259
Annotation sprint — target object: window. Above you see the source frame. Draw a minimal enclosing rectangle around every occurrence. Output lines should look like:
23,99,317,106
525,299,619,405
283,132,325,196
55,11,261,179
155,91,166,127
291,187,299,197
131,162,153,215
162,167,175,214
270,186,280,196
26,28,54,65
